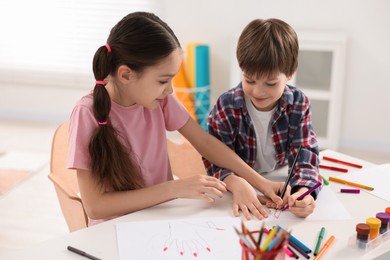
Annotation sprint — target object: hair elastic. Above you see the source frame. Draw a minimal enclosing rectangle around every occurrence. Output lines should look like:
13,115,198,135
95,80,105,85
98,121,107,125
105,43,111,53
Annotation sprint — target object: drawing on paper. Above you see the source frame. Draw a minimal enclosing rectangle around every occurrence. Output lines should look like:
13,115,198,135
267,207,282,219
160,220,225,257
117,218,242,260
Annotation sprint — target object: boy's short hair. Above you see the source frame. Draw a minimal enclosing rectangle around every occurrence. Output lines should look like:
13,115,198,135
236,18,298,79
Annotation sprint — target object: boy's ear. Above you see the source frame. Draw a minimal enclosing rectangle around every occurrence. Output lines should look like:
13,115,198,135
287,71,296,81
116,65,133,83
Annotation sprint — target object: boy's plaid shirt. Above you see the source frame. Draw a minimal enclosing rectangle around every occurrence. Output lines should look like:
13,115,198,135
203,83,322,196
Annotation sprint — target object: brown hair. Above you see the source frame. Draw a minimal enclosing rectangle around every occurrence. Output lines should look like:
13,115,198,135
236,18,298,79
89,12,180,191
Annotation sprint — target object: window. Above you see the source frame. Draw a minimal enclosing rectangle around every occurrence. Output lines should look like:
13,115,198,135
0,0,163,89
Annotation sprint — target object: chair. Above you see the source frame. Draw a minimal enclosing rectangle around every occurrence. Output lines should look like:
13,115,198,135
48,125,203,231
167,137,206,178
48,121,88,232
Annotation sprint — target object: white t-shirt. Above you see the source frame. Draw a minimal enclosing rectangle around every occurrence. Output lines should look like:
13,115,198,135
245,96,277,173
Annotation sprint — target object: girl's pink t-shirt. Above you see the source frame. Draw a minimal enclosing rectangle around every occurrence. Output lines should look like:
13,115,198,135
67,93,189,226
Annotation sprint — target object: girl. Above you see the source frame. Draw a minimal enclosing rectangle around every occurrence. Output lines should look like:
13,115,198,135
67,12,284,226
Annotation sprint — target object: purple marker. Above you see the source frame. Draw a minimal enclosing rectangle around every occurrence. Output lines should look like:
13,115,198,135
340,188,360,194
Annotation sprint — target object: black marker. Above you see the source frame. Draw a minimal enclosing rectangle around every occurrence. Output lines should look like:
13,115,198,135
67,246,102,260
279,145,303,199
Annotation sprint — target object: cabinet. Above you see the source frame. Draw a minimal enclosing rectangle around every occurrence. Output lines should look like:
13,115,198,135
230,31,347,150
292,32,347,150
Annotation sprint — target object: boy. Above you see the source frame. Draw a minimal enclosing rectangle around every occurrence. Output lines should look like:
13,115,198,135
204,18,322,218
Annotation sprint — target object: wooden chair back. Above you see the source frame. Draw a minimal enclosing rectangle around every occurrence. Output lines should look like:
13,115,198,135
48,121,88,232
167,138,206,178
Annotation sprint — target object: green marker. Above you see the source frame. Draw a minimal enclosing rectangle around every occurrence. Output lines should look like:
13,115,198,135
320,174,329,185
314,227,326,256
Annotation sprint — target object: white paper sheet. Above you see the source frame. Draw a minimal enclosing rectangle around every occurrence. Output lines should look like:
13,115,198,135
268,185,352,221
116,186,351,259
334,163,390,202
116,216,242,260
260,167,351,221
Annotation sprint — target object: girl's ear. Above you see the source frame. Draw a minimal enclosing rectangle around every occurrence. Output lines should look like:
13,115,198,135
116,65,133,83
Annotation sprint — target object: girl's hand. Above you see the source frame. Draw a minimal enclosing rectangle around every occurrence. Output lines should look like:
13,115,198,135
286,187,316,217
225,175,270,220
173,175,227,202
259,180,287,209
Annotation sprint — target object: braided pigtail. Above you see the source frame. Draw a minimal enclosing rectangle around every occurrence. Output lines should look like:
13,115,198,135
89,44,144,191
88,12,181,191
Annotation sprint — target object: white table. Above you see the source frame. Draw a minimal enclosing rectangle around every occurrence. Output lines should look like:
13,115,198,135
1,150,389,260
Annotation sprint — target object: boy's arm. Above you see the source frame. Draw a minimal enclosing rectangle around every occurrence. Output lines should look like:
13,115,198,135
287,96,322,199
202,100,237,180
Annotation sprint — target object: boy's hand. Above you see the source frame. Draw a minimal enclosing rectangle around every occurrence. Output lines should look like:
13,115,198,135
286,187,316,217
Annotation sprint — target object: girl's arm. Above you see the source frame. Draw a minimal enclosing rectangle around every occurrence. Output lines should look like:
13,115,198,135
179,118,283,217
77,168,226,220
180,118,261,186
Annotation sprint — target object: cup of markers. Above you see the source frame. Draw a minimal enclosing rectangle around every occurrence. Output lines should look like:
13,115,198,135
237,227,288,260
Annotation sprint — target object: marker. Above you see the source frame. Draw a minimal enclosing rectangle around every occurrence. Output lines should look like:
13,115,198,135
340,188,360,194
234,227,254,249
284,246,295,258
288,239,311,259
319,164,348,173
322,156,363,168
314,235,335,260
261,226,278,251
296,182,322,201
257,222,265,247
286,245,299,259
277,226,312,253
280,145,303,199
67,246,101,260
320,174,329,185
242,224,259,250
264,227,296,258
314,227,325,256
328,176,374,191
265,229,282,251
283,182,322,211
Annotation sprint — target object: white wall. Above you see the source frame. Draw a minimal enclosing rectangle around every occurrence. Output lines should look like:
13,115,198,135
1,0,389,154
163,0,390,153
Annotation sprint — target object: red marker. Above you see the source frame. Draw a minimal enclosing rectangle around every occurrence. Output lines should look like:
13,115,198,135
322,156,363,168
319,164,348,173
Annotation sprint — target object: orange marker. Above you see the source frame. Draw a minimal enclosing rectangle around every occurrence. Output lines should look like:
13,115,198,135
328,176,374,191
314,235,335,260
